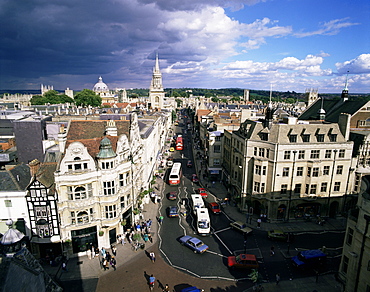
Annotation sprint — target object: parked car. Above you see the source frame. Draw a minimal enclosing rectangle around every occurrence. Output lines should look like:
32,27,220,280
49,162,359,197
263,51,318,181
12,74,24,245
179,235,209,253
167,157,174,167
230,221,252,234
228,254,259,269
196,188,207,198
291,249,327,270
187,160,193,168
208,202,221,214
191,174,199,183
168,191,177,200
168,206,179,218
181,287,203,292
267,230,288,241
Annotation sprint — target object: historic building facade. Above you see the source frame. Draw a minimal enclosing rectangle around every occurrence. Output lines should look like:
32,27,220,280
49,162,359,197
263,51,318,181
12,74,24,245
54,117,144,255
224,116,355,221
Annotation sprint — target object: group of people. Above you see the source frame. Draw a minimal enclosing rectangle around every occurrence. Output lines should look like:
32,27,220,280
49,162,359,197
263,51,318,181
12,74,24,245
100,246,117,271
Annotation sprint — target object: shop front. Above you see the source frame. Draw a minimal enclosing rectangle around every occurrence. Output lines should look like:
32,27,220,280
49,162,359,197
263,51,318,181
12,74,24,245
71,226,97,254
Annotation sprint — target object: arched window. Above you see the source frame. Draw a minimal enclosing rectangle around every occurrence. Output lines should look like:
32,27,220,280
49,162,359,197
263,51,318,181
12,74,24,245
77,211,89,224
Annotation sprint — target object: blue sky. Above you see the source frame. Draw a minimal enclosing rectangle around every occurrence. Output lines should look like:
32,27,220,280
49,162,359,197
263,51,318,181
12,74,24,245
0,0,369,93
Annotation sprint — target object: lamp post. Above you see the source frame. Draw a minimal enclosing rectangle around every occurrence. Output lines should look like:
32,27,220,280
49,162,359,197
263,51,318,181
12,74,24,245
287,150,297,222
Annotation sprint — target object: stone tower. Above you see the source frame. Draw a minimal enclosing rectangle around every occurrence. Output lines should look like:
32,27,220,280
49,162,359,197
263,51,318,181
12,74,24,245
305,88,319,107
149,54,164,110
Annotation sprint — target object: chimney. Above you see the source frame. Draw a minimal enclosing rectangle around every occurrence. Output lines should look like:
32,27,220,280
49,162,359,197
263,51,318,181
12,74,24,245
29,159,41,177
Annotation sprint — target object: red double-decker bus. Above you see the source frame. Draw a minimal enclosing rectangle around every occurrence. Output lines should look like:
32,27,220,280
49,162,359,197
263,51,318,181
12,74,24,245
175,136,183,150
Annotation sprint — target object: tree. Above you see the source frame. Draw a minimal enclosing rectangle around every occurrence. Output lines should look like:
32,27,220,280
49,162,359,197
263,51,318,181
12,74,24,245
211,97,220,103
74,89,102,107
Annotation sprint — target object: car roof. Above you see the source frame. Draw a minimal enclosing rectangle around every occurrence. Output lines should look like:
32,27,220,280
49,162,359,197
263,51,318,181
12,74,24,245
300,249,327,258
189,237,202,244
239,254,257,260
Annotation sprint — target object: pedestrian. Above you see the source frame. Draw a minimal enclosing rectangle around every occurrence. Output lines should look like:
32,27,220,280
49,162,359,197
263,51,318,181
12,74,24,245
112,245,117,256
110,256,116,271
149,274,155,290
91,246,95,259
136,223,141,232
149,251,156,263
95,246,99,258
106,251,111,262
103,258,109,270
101,247,106,258
163,284,170,292
121,234,126,245
62,261,68,272
158,215,164,223
257,218,261,228
270,246,275,256
148,233,153,243
276,273,280,285
87,248,92,260
148,219,152,227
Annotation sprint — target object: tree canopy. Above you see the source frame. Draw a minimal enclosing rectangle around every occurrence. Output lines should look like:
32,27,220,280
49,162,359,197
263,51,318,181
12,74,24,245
30,90,74,105
74,89,102,107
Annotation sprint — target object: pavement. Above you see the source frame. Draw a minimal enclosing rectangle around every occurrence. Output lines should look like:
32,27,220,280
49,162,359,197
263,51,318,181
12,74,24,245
42,131,346,292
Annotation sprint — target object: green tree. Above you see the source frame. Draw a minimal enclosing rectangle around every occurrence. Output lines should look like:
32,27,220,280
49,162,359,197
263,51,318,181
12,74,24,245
30,95,47,105
211,97,220,102
74,89,102,107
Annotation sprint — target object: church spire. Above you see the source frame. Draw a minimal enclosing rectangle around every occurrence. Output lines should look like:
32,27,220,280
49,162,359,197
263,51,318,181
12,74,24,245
148,53,164,110
341,71,349,102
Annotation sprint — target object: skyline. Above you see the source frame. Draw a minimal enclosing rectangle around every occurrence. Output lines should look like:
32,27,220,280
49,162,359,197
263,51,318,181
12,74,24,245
0,0,369,93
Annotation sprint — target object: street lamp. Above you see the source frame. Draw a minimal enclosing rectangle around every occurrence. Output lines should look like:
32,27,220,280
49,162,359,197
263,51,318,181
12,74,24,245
287,150,297,222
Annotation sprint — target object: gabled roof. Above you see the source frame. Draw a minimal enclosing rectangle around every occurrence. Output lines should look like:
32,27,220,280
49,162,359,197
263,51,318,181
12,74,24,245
299,98,368,123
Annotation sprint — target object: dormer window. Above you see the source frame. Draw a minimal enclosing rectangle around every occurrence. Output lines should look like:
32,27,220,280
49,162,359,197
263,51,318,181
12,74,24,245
329,134,337,142
260,133,268,141
289,135,297,143
302,134,310,142
316,134,324,142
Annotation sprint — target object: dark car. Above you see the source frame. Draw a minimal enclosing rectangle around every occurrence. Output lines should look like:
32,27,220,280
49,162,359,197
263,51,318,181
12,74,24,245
179,235,209,253
196,188,207,198
187,160,193,168
227,254,259,269
291,249,327,270
230,221,253,234
191,174,199,183
168,206,179,218
267,230,289,241
208,202,221,214
168,191,177,200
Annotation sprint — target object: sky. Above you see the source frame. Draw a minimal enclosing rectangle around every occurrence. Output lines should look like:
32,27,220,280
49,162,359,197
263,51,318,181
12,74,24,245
0,0,369,93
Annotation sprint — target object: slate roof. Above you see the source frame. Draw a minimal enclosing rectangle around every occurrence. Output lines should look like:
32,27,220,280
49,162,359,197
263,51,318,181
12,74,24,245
0,164,31,191
299,99,368,123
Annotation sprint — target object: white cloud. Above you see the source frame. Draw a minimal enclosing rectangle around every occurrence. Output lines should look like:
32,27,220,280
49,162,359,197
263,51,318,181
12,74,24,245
336,54,370,74
295,18,359,38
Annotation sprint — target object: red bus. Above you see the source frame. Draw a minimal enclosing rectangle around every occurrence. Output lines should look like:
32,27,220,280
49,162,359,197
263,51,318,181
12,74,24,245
169,163,182,185
176,136,183,150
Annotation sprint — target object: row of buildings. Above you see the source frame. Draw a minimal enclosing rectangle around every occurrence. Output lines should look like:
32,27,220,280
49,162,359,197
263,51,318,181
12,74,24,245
188,83,370,292
1,56,369,291
0,56,174,260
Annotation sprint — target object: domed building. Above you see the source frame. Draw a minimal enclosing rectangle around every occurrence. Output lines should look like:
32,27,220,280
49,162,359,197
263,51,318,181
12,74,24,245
93,76,118,104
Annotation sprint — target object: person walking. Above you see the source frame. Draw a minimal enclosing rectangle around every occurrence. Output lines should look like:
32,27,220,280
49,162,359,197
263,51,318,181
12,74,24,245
61,261,68,272
87,248,92,260
270,246,275,256
257,218,261,228
163,284,170,292
111,245,117,256
102,258,109,271
276,273,280,285
91,246,95,259
149,274,155,290
149,251,156,263
110,256,117,271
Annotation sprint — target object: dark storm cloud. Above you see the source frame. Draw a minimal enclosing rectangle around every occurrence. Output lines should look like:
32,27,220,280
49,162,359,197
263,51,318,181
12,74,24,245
0,0,173,89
